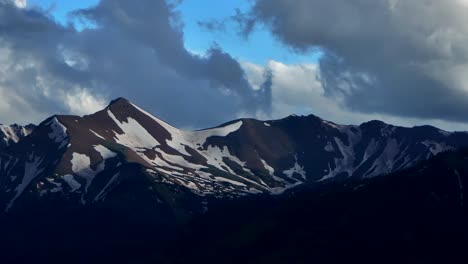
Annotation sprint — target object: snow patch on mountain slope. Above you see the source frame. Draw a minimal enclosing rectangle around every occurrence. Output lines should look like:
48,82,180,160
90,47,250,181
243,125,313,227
0,156,16,177
270,181,302,195
94,172,120,202
131,102,243,155
357,138,379,168
323,120,342,129
63,174,81,192
137,138,261,193
0,124,34,146
94,145,117,160
261,158,275,176
202,145,247,174
214,177,247,187
365,138,400,177
6,153,45,211
439,129,451,137
421,141,454,157
130,103,193,156
171,177,200,192
71,153,94,178
320,128,361,181
199,148,266,188
1,126,19,144
283,158,306,179
140,150,186,172
47,117,68,148
129,103,248,185
191,121,243,146
107,110,159,149
70,153,106,193
380,125,396,137
144,117,243,155
90,129,105,140
159,151,205,170
166,135,191,156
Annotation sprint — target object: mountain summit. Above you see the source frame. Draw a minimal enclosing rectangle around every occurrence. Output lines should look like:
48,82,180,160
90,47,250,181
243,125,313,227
1,98,467,212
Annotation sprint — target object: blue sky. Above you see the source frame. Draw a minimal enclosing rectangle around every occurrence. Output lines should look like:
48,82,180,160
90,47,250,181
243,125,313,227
29,0,320,65
9,0,468,131
29,0,97,21
175,0,321,64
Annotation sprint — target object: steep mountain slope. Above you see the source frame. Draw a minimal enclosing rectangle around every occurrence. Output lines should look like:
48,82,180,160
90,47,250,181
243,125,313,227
1,97,468,212
2,148,468,263
0,123,35,149
161,148,468,263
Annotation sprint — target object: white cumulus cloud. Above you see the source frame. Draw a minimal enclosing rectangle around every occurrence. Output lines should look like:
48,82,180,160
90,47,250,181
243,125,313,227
242,60,468,131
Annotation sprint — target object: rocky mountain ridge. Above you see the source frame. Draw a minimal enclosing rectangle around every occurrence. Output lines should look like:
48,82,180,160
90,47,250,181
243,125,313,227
1,97,467,212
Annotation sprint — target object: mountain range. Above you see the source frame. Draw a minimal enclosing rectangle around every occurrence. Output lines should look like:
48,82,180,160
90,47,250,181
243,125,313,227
1,98,468,262
1,97,467,211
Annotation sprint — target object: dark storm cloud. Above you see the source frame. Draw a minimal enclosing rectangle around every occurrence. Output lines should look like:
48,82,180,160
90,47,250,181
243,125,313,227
0,0,270,128
243,0,468,123
0,1,72,118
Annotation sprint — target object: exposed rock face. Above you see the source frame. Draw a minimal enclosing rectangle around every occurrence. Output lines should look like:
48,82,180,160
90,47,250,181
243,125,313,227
0,123,35,149
1,97,467,212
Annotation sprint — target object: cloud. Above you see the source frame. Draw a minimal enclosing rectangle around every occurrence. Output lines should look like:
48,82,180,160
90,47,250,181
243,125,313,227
65,88,107,116
243,0,468,125
243,60,365,123
242,60,468,131
13,0,26,8
0,0,270,128
231,8,256,37
197,20,226,32
196,8,255,38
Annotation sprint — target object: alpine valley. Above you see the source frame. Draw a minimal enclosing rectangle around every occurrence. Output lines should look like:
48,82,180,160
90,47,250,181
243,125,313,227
1,98,468,263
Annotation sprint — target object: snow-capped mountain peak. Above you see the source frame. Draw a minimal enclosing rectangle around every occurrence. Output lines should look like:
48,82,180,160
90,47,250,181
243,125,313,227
1,97,467,212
